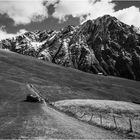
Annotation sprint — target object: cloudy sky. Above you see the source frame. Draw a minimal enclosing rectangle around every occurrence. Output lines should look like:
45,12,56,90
0,0,140,40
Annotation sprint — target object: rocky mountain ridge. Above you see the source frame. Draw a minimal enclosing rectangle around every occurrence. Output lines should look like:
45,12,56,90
1,15,140,81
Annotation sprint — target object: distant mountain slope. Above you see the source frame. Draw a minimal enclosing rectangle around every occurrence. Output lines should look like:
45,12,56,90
1,15,140,81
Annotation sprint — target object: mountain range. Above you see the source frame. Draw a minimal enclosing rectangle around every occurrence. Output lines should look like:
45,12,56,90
1,15,140,81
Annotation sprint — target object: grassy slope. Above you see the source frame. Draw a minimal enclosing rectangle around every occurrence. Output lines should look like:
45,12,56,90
55,99,140,113
54,99,140,137
0,49,140,103
0,50,140,138
55,99,140,121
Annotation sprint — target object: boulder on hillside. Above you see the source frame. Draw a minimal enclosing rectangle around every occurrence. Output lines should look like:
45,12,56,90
25,94,43,103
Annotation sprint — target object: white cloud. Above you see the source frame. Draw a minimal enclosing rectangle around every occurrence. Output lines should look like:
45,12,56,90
47,0,140,27
1,0,140,28
114,6,140,28
0,0,47,25
49,0,115,22
0,27,27,40
83,0,115,22
52,0,93,21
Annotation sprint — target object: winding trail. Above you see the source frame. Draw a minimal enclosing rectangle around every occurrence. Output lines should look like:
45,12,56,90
0,84,124,138
23,84,124,139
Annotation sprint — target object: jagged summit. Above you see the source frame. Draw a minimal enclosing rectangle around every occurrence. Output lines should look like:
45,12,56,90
0,15,140,81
